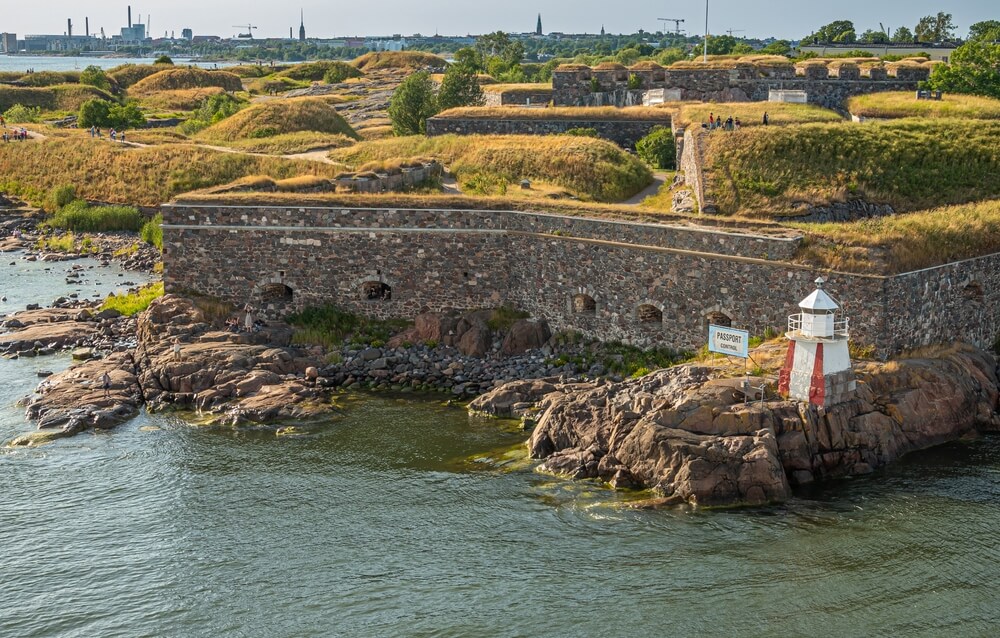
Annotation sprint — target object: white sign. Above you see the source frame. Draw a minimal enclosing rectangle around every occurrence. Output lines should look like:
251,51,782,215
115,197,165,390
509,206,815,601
709,325,750,359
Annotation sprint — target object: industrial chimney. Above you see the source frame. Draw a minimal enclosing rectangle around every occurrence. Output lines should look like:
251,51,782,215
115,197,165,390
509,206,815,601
86,17,89,37
128,6,132,28
68,18,73,38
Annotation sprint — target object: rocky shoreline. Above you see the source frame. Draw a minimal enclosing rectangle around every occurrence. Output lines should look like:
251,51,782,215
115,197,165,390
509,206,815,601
471,344,1000,507
3,259,999,507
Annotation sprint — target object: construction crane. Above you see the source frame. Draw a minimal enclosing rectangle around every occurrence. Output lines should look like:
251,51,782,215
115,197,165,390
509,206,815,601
658,17,685,38
233,24,258,39
726,28,745,37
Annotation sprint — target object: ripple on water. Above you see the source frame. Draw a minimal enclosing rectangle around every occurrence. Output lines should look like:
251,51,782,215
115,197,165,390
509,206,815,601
1,337,1000,636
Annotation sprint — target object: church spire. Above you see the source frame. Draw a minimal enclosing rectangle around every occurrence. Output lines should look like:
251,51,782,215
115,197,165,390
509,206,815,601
299,9,306,41
536,14,542,36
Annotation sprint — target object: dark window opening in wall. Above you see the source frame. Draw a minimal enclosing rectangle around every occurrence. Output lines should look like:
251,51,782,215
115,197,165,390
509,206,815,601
707,311,732,328
363,281,392,302
963,282,984,302
261,283,293,303
572,294,597,316
638,304,663,324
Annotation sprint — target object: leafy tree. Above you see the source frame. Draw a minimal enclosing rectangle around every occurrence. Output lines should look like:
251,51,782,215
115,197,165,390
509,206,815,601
656,47,687,65
79,65,112,91
705,35,737,55
3,104,41,123
859,29,889,44
475,31,524,76
731,42,754,55
892,26,915,43
78,99,112,128
760,41,791,56
179,93,246,134
915,12,956,42
387,71,437,136
437,63,484,111
635,127,676,170
78,99,146,129
927,40,1000,98
107,102,146,129
453,47,485,73
807,20,856,44
968,21,1000,42
615,47,642,66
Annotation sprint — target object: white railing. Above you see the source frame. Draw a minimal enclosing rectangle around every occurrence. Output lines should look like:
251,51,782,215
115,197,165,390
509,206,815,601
787,313,850,338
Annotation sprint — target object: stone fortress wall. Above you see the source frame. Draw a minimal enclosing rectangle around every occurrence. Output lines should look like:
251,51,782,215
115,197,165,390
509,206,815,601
162,204,999,358
552,62,931,110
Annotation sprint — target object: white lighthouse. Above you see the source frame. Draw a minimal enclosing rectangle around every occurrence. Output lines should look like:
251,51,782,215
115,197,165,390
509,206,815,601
778,277,857,407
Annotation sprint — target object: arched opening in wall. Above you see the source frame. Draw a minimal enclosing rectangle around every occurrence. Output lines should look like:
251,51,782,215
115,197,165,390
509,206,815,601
638,304,663,324
963,282,984,303
707,311,732,328
261,283,294,304
362,281,392,302
572,294,597,316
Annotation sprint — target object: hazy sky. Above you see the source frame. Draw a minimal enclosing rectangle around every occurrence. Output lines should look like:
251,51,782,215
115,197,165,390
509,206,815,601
4,1,996,40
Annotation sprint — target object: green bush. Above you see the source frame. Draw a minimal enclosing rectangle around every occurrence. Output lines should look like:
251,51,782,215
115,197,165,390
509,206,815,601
46,200,145,232
248,126,279,138
387,71,437,136
79,65,112,92
179,92,246,135
627,73,643,90
78,98,146,129
154,55,174,65
2,104,41,123
140,213,163,250
564,127,598,137
636,126,677,169
48,185,77,210
288,305,410,350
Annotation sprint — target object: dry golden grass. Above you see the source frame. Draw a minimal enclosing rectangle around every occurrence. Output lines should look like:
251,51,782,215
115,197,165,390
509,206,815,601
220,132,357,154
244,77,307,95
434,106,670,121
847,92,1000,120
704,119,1000,216
351,51,447,71
329,134,651,202
0,84,115,113
226,64,294,78
137,87,227,111
793,200,1000,274
675,102,843,127
358,125,394,141
275,61,364,82
129,69,243,96
196,98,358,142
107,63,175,88
125,129,193,145
0,138,340,206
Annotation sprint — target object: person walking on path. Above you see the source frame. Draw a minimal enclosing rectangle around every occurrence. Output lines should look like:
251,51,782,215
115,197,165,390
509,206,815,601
101,371,112,398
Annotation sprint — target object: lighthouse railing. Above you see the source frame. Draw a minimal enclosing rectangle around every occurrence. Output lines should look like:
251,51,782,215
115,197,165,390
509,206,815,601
788,313,850,338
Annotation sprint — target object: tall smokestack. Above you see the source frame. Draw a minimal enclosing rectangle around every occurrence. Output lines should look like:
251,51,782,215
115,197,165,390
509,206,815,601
86,17,89,37
128,6,132,28
68,19,73,38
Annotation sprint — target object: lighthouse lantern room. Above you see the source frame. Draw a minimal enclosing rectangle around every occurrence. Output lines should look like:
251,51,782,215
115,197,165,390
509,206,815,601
778,277,857,407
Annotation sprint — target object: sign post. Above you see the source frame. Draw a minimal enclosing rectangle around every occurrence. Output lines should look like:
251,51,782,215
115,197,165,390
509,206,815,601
708,325,750,359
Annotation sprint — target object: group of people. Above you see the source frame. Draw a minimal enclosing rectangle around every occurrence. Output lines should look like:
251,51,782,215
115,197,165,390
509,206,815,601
2,128,29,142
704,111,771,131
88,126,127,143
226,305,263,333
705,113,743,132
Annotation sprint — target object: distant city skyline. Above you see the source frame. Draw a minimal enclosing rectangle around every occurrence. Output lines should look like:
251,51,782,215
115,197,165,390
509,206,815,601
2,1,995,40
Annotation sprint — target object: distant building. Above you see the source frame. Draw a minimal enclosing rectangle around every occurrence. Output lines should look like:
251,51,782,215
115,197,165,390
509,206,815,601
1,32,17,53
799,42,958,62
181,28,193,41
23,34,99,52
120,23,147,44
366,37,407,51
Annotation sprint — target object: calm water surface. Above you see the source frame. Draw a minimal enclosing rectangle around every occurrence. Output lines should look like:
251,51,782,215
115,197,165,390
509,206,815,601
0,55,235,73
1,258,998,637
